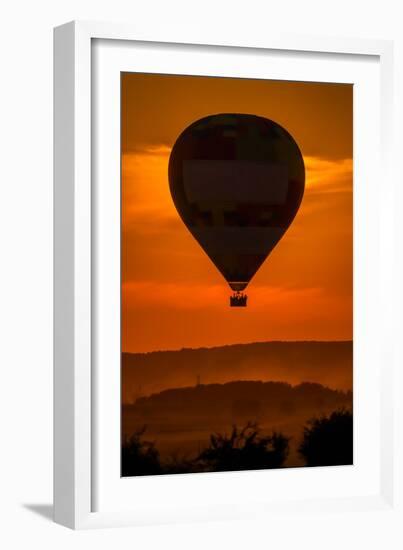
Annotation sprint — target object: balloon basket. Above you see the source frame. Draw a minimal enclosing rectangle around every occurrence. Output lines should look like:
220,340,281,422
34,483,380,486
230,292,248,307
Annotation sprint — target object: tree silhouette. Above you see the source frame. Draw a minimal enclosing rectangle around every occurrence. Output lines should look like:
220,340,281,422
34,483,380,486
196,422,289,472
298,408,353,467
121,426,162,476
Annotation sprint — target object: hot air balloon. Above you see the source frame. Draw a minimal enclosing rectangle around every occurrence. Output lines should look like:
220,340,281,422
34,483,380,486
168,114,305,307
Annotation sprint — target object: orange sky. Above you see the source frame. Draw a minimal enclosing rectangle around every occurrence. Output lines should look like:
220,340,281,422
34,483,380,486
121,73,353,353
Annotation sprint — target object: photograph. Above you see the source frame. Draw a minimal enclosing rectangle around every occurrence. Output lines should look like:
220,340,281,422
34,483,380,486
120,72,353,477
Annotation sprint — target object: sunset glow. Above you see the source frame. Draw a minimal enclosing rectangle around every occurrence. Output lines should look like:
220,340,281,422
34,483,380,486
121,74,353,352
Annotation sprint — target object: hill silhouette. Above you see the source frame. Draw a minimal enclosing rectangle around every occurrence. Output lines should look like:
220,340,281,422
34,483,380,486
122,340,352,403
130,380,351,418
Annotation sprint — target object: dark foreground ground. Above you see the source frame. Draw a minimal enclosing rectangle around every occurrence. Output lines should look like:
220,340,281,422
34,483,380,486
122,380,352,468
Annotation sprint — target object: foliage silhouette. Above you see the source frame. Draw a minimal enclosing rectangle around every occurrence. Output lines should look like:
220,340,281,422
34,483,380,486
122,423,289,476
122,410,353,476
298,408,353,467
196,422,289,472
162,453,198,475
121,426,162,476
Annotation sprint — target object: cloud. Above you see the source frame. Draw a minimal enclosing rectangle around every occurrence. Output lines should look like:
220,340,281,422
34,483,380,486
304,156,352,195
132,145,172,156
122,148,176,230
122,149,352,215
122,279,340,312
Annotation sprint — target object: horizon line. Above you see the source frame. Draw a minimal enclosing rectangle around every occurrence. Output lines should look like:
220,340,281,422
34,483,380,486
122,338,353,356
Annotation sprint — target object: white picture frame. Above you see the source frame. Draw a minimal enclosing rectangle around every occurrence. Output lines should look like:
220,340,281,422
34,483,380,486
54,20,399,530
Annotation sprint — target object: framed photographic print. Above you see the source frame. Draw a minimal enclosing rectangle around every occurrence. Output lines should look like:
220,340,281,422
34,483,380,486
54,21,398,530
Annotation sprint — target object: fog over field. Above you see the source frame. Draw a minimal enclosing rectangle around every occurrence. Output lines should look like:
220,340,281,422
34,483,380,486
122,340,353,402
122,341,353,468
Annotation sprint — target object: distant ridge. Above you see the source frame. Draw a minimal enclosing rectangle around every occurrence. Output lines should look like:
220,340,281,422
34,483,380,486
132,380,352,411
126,381,352,424
122,340,352,402
127,340,352,355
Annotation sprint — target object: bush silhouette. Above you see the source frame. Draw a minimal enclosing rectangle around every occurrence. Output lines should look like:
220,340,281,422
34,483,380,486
196,422,289,472
121,426,162,476
162,453,197,475
298,408,353,467
122,422,291,476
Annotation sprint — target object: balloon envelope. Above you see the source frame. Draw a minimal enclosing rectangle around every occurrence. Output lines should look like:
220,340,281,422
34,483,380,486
168,114,305,292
